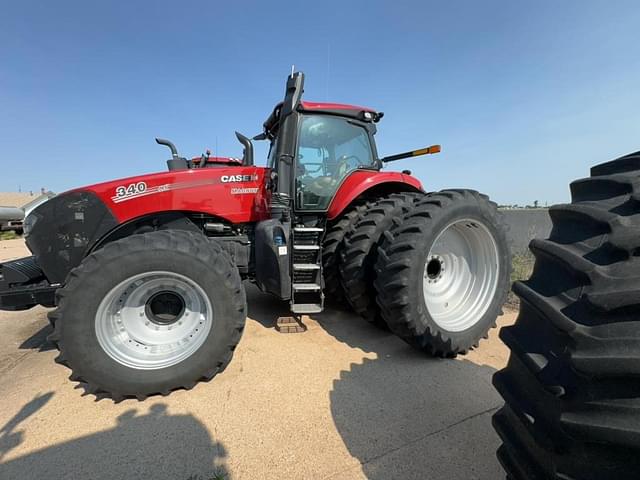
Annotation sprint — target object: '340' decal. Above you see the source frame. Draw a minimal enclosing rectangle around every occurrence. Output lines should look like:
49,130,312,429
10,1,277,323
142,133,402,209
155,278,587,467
114,182,147,199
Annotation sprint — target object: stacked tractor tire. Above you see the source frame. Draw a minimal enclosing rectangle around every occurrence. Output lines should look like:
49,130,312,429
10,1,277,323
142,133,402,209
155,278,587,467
325,189,510,357
493,151,640,479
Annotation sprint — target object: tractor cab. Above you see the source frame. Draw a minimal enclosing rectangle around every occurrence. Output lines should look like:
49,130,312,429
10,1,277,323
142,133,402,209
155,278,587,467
254,73,437,216
256,76,384,215
249,72,436,314
294,109,382,210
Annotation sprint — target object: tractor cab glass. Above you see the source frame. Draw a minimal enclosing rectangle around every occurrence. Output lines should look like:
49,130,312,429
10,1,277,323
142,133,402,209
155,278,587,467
295,115,375,210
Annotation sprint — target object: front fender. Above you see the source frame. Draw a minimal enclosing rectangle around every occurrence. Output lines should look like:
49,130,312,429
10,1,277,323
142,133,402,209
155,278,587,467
327,170,424,220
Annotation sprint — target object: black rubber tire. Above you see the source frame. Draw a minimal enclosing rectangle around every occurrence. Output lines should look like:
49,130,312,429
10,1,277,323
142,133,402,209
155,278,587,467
322,201,369,305
374,189,510,356
492,151,640,479
47,230,247,401
339,193,423,325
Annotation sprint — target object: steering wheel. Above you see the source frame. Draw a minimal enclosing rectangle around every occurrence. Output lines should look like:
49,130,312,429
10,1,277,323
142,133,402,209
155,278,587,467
335,154,361,178
301,154,361,198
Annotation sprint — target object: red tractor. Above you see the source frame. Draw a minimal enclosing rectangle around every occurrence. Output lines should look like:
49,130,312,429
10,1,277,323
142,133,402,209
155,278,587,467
0,72,510,400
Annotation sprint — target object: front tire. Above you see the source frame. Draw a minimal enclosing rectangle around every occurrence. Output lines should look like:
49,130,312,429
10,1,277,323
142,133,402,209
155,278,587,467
48,230,247,401
375,189,510,356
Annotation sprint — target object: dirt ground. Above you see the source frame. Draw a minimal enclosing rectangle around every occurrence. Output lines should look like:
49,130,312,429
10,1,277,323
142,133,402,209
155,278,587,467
0,238,515,479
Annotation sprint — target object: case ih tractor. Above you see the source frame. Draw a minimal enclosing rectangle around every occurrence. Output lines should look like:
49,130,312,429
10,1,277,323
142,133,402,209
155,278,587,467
0,72,509,400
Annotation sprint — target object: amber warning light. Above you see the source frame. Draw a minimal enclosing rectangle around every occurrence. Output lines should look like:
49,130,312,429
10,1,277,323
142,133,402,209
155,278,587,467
381,144,442,163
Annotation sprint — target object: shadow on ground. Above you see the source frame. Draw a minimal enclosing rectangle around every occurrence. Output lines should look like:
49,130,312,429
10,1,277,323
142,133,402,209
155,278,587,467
0,391,54,463
18,323,55,352
0,402,228,480
247,283,503,478
319,304,503,479
245,283,291,328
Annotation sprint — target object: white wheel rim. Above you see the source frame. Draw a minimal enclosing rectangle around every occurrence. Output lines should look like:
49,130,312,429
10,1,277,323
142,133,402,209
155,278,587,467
95,271,213,370
422,219,499,332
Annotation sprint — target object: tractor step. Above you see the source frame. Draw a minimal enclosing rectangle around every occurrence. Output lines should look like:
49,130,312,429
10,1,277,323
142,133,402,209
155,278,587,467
293,245,320,250
276,316,307,333
293,263,320,270
293,227,323,232
291,303,323,314
293,283,321,291
290,219,324,315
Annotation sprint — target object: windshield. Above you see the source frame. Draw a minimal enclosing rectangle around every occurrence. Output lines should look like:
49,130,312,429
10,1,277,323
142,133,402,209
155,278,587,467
296,115,375,210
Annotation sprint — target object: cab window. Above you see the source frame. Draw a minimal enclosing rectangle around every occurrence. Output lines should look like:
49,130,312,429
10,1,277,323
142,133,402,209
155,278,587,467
296,115,375,210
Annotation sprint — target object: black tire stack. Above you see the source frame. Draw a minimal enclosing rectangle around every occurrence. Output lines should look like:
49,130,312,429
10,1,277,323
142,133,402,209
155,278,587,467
493,152,640,479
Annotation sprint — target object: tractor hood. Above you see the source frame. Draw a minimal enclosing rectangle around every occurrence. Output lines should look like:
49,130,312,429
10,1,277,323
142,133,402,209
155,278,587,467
24,166,270,283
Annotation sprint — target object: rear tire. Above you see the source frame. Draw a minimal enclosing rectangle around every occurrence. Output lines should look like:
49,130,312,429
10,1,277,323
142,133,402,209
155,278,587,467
322,201,369,305
375,189,510,356
493,151,640,479
340,193,422,326
48,230,247,401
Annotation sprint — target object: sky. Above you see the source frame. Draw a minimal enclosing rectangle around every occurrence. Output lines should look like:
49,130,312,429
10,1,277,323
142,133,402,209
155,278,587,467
2,0,640,205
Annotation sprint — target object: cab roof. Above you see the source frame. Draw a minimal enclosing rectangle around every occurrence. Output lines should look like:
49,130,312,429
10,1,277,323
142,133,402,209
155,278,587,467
262,100,383,140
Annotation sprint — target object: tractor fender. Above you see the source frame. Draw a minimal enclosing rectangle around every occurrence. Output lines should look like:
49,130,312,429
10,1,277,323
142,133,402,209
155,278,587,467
90,211,205,253
327,170,424,220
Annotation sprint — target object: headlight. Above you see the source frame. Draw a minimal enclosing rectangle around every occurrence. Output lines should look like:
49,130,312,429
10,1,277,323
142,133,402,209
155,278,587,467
23,212,38,237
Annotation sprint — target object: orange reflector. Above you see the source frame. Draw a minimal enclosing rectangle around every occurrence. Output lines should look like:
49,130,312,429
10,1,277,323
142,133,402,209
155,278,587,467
413,145,441,156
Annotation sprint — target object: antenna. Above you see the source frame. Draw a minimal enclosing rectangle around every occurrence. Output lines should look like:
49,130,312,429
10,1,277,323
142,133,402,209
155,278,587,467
326,43,331,101
291,64,295,78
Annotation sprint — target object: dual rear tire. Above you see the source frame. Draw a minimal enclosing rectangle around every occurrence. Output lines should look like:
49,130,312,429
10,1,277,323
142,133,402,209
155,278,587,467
338,189,510,356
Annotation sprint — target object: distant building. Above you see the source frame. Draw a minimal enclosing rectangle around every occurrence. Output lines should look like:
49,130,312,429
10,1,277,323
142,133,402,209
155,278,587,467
0,191,56,234
0,192,39,209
